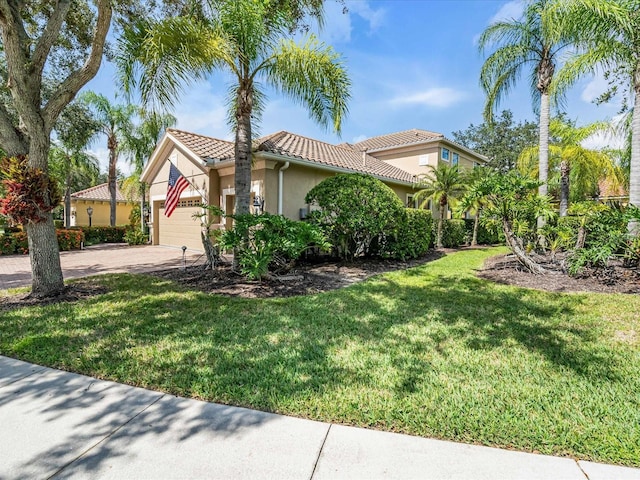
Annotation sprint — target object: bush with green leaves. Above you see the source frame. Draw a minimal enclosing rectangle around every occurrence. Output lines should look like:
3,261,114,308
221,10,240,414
438,219,466,248
305,173,405,259
566,204,640,275
221,213,330,280
0,234,15,255
463,218,503,245
70,226,127,244
124,228,148,246
383,208,433,260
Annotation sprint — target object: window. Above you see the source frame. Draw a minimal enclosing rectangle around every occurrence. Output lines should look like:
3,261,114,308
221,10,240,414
406,195,417,208
452,153,459,166
441,148,450,161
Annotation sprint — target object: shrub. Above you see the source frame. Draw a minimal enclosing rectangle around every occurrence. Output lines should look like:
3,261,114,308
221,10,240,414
13,231,28,254
439,219,466,248
57,229,84,251
463,218,503,245
383,209,433,260
0,234,15,255
221,213,330,280
70,226,127,244
305,173,405,259
124,228,148,246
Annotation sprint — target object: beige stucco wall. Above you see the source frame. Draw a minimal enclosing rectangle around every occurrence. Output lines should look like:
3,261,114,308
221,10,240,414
369,142,482,178
71,199,133,226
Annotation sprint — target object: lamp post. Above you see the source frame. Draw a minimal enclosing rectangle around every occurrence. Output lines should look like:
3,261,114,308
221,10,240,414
86,206,93,227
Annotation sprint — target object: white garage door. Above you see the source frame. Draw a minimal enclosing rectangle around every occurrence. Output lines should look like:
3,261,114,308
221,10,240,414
158,197,203,251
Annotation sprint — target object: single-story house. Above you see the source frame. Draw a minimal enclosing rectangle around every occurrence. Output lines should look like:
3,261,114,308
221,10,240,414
141,128,487,250
69,183,136,227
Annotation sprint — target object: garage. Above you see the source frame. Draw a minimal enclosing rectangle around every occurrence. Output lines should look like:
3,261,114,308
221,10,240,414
157,197,204,251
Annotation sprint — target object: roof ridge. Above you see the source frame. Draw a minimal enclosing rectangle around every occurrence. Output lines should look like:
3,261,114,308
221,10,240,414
71,183,109,196
168,128,233,145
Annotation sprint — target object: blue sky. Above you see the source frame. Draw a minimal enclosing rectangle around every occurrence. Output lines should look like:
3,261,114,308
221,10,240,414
84,0,625,173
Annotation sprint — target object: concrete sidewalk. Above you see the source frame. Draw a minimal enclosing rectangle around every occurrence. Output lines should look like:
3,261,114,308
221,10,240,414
0,244,205,290
1,356,639,479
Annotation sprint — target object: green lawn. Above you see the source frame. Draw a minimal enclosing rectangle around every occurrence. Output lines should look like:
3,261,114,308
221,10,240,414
1,248,639,466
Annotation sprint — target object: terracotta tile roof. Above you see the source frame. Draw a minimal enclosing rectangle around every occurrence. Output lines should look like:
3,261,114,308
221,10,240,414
71,183,132,202
256,131,415,184
168,128,234,162
351,129,444,151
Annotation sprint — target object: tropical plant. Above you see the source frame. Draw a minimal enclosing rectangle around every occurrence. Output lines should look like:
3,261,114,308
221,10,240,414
456,166,494,246
116,0,350,219
81,91,136,227
549,0,640,233
479,0,572,203
518,117,623,216
476,172,555,273
414,164,466,248
49,145,100,228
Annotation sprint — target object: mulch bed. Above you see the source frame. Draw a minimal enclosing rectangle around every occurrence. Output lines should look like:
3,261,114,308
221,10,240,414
479,253,640,294
149,250,445,298
3,249,638,312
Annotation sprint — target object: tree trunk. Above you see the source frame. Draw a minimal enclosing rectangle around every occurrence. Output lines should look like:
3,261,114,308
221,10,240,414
538,91,550,229
472,210,480,246
436,203,445,248
26,133,65,297
108,134,118,227
503,218,547,274
64,186,71,228
575,224,586,250
235,81,253,217
140,182,146,234
559,159,570,217
201,230,220,270
629,74,640,236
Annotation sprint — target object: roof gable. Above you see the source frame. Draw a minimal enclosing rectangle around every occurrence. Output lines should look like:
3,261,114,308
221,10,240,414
352,129,444,152
71,183,135,202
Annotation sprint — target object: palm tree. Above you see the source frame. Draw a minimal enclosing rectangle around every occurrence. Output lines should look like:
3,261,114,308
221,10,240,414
518,117,623,216
115,0,350,216
456,166,494,246
82,91,136,226
414,164,466,249
549,0,640,234
120,110,177,232
479,0,571,204
49,144,100,228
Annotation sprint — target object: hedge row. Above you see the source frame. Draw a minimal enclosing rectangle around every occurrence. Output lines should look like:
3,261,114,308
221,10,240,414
0,229,84,255
69,226,127,244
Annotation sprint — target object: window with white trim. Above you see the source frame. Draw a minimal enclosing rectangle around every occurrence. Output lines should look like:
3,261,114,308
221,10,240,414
441,148,450,161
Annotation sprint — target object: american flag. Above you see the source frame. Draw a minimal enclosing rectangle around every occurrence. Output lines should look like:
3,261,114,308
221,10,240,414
164,163,190,218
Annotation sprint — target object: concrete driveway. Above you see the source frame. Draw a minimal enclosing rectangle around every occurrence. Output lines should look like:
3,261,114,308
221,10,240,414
0,244,205,291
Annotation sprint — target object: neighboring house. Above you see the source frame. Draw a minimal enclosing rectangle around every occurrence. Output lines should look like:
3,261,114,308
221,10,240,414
70,183,136,227
141,128,486,250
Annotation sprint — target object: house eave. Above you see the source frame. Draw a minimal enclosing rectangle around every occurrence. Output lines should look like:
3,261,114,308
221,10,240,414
258,151,414,187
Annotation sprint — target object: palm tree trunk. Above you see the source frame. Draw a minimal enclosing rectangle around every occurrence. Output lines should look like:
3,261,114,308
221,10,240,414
64,186,71,229
25,133,65,297
472,210,480,246
629,74,640,236
108,134,118,227
559,159,570,217
538,91,550,228
235,81,253,217
140,182,146,234
437,202,445,248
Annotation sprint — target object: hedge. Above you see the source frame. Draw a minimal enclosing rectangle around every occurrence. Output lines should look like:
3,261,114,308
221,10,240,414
439,219,466,248
0,229,84,255
384,209,433,260
463,218,504,245
69,226,127,244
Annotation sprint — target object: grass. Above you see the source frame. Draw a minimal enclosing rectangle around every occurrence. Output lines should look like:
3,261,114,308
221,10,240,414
1,247,639,466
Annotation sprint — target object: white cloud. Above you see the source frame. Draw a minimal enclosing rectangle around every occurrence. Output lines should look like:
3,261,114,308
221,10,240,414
581,74,610,103
582,114,627,150
390,88,467,108
490,0,524,24
173,80,230,139
352,134,368,143
320,0,386,44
